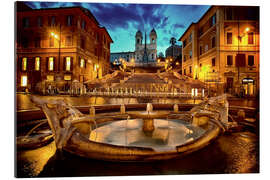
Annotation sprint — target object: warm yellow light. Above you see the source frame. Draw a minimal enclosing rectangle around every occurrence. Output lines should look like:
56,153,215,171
35,57,40,71
201,65,210,73
195,65,198,69
51,32,55,36
94,64,99,71
245,27,250,32
80,59,85,68
157,59,160,63
166,59,169,63
176,62,179,65
22,57,27,71
66,57,71,71
47,75,54,81
21,75,27,87
49,57,54,71
64,75,71,81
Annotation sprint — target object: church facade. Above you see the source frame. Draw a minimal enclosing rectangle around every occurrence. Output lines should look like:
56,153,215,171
111,29,157,64
135,29,157,63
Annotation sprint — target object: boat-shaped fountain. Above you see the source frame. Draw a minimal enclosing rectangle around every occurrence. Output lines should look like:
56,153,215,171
24,95,235,162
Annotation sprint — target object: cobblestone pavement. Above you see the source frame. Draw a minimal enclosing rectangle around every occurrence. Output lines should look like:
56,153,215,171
16,131,259,177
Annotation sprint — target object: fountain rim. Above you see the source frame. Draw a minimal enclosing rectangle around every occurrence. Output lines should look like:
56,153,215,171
17,102,231,162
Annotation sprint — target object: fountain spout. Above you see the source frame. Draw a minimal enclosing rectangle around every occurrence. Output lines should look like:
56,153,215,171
146,103,153,114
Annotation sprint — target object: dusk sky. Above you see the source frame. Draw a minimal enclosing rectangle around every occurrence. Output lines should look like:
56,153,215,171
26,1,210,55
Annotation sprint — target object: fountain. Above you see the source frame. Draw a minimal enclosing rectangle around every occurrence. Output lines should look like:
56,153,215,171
24,94,235,162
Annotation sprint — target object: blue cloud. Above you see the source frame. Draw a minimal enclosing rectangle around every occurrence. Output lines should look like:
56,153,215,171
25,2,210,54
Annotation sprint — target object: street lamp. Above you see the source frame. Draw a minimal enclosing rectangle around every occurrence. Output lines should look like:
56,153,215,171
50,24,62,74
195,65,198,80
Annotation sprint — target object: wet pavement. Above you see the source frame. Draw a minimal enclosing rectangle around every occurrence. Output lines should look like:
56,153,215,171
16,131,259,177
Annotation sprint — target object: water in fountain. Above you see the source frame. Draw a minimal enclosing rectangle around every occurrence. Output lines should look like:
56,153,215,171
88,118,205,152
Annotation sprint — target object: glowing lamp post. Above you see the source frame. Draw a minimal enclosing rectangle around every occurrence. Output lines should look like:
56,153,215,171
50,24,62,74
195,65,198,80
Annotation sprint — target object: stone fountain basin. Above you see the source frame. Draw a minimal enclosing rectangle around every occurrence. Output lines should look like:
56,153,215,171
64,116,222,162
127,111,170,119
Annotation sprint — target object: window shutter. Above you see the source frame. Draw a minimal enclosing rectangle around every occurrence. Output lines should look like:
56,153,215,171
78,57,81,67
70,57,73,71
46,57,49,72
29,57,35,70
18,57,22,72
63,57,66,71
53,57,56,71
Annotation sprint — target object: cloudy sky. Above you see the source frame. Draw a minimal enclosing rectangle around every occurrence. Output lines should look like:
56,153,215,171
26,1,210,55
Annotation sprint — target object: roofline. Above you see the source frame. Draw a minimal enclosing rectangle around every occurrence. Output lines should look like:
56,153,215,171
111,51,135,54
178,5,214,41
178,22,196,41
100,26,114,43
19,5,100,26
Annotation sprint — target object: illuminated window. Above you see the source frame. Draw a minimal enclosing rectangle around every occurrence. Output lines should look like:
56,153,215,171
21,76,27,87
22,57,27,71
80,59,85,68
66,57,71,71
35,57,40,71
48,57,54,71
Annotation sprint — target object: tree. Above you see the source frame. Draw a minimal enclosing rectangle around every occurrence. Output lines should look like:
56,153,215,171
170,37,176,46
158,52,165,58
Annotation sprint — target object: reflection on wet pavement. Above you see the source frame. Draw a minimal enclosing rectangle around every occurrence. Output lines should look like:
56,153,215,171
16,131,258,177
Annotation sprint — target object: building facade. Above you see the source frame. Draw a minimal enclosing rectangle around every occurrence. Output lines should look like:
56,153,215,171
135,29,157,63
16,2,113,93
110,51,135,64
165,44,182,59
179,6,259,96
